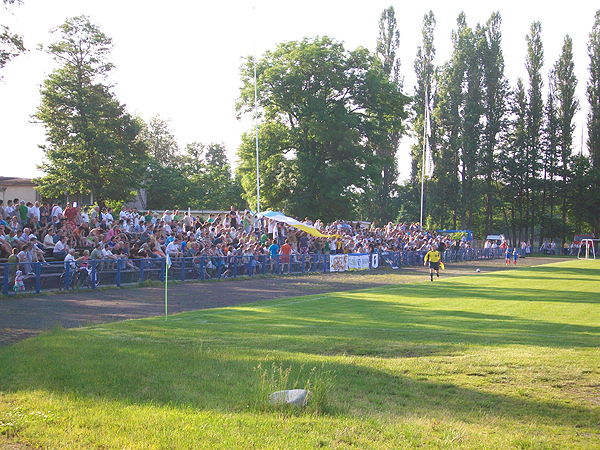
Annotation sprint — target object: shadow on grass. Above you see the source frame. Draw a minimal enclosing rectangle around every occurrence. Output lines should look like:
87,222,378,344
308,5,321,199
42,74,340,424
180,287,600,351
0,327,597,433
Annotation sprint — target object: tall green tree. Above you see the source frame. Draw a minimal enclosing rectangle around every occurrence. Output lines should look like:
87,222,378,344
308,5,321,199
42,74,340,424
432,13,486,231
237,36,408,223
409,11,439,226
412,11,436,184
501,78,529,244
458,17,485,230
1,0,26,74
480,12,508,236
140,115,189,209
587,10,600,235
361,5,403,225
554,35,579,243
186,142,244,210
236,122,292,212
539,70,560,245
35,16,147,209
140,115,180,167
524,21,545,244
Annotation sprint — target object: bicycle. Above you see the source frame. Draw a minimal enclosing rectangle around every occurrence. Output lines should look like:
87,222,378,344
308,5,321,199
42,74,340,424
58,265,99,290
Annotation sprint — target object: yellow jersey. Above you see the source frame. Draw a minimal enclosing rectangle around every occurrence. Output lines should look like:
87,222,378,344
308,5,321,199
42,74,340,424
425,250,441,263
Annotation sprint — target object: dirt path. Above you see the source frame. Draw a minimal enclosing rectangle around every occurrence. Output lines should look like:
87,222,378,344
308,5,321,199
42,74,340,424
0,256,564,347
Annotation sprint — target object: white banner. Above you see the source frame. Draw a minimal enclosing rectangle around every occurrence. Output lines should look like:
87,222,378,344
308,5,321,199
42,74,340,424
348,254,370,271
371,253,379,269
329,254,349,272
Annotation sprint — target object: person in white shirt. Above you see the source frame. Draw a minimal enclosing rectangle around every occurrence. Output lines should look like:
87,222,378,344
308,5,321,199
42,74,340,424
166,239,182,257
29,201,41,222
44,229,56,250
80,208,89,224
163,223,172,236
101,246,119,269
104,208,114,225
53,236,68,260
119,206,130,221
64,249,77,271
5,200,14,218
51,202,63,219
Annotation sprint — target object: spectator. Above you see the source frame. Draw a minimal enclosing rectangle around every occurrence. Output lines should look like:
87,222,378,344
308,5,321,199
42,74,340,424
50,201,63,220
53,236,69,261
7,247,19,281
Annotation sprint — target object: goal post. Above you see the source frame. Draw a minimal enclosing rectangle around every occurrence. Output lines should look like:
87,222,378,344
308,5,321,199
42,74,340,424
577,239,599,260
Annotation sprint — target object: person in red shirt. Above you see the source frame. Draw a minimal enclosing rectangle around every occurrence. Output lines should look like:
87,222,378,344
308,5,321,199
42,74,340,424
280,239,292,273
63,202,78,228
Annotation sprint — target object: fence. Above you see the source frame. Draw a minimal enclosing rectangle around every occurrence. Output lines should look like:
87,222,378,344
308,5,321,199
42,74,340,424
0,246,554,296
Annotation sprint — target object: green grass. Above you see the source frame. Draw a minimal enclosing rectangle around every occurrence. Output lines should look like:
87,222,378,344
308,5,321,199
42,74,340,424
1,259,599,449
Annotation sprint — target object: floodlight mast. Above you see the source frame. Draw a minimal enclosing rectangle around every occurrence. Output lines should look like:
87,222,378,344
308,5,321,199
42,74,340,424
420,87,430,228
253,6,260,214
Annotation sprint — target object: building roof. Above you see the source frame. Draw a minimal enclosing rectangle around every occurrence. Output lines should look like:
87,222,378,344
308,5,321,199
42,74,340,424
0,176,37,187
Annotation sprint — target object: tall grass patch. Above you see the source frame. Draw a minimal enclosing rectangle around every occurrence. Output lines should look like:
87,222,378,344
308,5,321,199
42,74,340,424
1,259,599,449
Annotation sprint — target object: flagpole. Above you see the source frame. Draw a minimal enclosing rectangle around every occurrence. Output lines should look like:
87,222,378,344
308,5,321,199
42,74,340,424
165,258,168,321
253,6,260,214
420,89,428,227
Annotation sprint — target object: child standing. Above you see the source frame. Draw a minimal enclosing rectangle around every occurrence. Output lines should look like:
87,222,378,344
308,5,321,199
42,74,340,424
505,246,513,266
13,270,25,292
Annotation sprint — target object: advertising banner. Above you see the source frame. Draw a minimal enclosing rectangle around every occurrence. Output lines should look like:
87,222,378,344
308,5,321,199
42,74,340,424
348,254,370,271
371,253,379,269
329,254,349,272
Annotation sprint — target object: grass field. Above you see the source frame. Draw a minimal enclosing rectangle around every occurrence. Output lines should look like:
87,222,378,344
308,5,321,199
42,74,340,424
1,259,599,449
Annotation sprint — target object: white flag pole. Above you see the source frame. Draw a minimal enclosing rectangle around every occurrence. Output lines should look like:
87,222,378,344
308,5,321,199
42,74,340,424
165,254,172,321
254,6,260,214
420,88,429,227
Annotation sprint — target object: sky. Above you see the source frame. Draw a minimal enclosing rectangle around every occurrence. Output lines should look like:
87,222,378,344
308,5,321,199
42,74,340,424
0,0,597,182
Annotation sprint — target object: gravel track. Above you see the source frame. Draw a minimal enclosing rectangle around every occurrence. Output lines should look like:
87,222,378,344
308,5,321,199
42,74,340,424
0,256,563,348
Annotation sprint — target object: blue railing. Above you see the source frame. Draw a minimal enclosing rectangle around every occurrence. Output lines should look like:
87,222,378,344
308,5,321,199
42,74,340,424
0,246,551,296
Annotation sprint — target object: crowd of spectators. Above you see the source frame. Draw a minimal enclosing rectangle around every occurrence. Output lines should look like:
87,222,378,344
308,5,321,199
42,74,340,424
8,197,591,282
1,197,479,280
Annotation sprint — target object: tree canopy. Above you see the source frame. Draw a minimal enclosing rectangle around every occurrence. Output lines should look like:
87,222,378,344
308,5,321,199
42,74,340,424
0,0,26,74
34,16,147,208
236,36,409,222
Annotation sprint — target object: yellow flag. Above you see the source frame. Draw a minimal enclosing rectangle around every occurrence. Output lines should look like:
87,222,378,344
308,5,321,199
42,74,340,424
440,261,445,270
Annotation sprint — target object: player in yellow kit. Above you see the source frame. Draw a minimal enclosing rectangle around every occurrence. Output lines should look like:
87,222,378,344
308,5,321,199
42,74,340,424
424,246,441,281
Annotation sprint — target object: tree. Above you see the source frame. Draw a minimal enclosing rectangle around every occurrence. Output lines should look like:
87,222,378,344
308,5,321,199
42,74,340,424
360,5,404,225
524,21,545,244
554,35,579,243
139,115,179,167
1,0,26,74
409,11,438,226
539,70,560,246
237,122,293,212
587,10,600,235
237,36,409,223
186,142,244,210
480,12,509,236
432,13,485,231
35,16,147,208
501,78,529,244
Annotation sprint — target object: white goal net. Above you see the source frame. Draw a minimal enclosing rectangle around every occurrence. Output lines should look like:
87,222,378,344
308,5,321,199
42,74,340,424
577,239,598,260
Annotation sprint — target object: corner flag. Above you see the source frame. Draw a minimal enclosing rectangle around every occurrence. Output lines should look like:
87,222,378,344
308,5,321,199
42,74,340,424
165,254,172,320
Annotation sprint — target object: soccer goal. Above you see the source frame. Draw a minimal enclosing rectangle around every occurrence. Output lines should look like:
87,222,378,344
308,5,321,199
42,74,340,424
577,239,598,260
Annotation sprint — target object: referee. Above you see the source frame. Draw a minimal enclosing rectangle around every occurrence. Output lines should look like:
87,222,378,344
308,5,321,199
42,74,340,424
424,245,441,281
